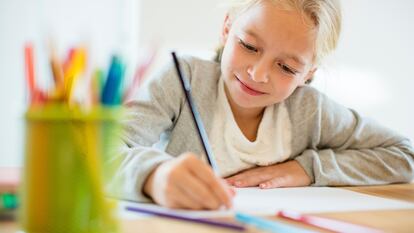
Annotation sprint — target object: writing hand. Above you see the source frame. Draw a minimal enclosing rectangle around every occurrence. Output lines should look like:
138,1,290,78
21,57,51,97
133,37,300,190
143,153,234,210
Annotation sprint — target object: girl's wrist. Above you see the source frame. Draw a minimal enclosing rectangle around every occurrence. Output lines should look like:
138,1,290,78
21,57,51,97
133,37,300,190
143,166,159,199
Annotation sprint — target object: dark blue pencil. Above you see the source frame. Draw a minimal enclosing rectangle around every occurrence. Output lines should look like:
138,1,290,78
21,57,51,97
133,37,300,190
171,52,219,173
126,206,245,231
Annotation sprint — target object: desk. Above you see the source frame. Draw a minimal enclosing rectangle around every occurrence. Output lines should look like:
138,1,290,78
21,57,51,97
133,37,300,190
2,184,414,233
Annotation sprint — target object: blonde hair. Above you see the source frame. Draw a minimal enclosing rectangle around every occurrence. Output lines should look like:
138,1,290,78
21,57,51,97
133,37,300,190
216,0,342,65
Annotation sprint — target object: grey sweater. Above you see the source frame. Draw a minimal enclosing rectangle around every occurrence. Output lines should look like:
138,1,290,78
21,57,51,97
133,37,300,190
111,55,414,202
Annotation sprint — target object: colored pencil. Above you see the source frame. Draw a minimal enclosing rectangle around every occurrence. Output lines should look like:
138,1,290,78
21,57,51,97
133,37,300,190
171,52,219,173
126,205,245,231
235,212,316,233
277,210,384,233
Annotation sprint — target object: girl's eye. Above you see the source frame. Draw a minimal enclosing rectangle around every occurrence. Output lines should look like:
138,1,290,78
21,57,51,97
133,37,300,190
239,39,258,53
278,63,297,75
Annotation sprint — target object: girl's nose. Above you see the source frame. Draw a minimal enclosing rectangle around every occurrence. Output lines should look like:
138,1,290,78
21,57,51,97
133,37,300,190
247,59,269,83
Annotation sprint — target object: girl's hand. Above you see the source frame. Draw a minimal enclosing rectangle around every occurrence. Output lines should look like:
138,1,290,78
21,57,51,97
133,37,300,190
143,153,234,210
225,160,311,188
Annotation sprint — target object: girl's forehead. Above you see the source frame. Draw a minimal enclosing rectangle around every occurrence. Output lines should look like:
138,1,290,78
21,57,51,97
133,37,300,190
234,0,315,31
236,3,316,46
228,1,317,67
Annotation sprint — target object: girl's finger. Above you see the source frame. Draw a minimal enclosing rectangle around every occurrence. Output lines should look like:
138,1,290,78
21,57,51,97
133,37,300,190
226,167,268,186
171,189,203,210
229,186,236,197
259,176,291,189
226,172,249,185
188,160,233,209
177,171,220,210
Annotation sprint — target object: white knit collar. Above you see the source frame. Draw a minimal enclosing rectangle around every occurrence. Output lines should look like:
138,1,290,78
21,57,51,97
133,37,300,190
211,77,292,174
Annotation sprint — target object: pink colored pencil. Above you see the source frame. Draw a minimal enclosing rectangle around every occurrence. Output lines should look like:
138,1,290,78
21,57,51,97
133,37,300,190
122,50,156,102
277,210,384,233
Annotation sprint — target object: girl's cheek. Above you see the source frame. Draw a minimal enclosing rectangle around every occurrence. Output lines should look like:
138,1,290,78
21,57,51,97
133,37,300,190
228,46,247,68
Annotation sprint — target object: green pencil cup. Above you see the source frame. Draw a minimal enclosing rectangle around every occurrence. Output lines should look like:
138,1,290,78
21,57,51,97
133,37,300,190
19,104,124,233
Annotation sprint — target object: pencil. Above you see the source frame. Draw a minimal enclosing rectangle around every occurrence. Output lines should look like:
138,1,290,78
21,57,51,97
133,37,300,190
24,43,36,104
277,210,384,233
122,50,156,102
126,205,245,231
171,52,219,173
235,212,316,233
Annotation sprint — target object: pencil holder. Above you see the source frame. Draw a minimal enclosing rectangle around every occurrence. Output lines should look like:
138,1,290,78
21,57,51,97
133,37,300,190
19,104,124,233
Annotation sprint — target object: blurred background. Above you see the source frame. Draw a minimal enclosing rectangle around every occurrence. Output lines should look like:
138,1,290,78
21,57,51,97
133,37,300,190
0,0,413,166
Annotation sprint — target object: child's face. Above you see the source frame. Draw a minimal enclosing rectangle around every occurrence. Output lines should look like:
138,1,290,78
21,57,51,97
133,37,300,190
221,0,317,109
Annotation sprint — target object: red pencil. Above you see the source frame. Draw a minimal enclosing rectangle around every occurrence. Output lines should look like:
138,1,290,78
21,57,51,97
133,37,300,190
24,43,38,104
25,43,48,105
277,210,384,233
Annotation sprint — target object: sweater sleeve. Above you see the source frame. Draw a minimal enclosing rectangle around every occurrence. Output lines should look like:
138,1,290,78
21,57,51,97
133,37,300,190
107,59,188,202
292,87,414,186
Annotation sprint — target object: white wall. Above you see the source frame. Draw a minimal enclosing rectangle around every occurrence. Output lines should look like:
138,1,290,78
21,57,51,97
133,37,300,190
312,0,414,141
138,0,225,63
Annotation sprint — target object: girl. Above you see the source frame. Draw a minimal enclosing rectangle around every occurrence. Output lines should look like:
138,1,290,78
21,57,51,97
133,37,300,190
113,0,414,210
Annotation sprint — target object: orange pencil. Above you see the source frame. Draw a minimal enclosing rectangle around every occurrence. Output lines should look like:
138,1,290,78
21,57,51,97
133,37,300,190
49,46,64,100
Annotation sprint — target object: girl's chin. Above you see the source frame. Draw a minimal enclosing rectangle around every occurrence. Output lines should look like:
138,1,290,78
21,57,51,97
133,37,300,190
231,90,284,108
231,93,266,109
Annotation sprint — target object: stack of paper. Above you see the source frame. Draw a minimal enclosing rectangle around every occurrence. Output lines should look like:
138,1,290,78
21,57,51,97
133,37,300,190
120,187,414,219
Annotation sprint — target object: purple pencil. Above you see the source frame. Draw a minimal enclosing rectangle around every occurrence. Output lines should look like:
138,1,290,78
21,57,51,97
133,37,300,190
126,206,245,231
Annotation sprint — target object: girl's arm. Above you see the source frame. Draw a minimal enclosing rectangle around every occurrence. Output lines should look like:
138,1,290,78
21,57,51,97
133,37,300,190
107,57,233,209
292,87,414,186
107,60,185,202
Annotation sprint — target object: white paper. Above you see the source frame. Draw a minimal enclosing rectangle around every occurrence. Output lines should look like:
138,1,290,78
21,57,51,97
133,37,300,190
119,187,414,219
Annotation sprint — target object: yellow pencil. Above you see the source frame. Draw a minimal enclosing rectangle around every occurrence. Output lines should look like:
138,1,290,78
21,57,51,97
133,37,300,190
63,47,87,103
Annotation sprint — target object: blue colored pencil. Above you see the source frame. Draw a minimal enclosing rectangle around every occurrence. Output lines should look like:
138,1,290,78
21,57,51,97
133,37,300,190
235,212,317,233
101,55,125,105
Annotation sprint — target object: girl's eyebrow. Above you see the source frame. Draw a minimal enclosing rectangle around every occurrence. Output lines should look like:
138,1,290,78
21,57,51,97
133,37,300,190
244,29,263,43
279,53,306,66
243,29,306,66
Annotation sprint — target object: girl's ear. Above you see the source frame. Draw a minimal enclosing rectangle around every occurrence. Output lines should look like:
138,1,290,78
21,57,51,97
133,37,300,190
301,68,317,86
221,14,232,44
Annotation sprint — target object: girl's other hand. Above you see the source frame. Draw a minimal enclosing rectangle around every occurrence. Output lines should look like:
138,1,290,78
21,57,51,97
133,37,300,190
143,153,234,210
225,160,311,188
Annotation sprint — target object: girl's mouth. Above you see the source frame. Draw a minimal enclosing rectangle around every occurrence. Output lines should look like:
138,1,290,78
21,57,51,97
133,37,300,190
235,76,266,96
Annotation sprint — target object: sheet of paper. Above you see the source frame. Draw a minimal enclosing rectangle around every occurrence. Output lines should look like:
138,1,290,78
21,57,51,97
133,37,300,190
119,187,414,219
